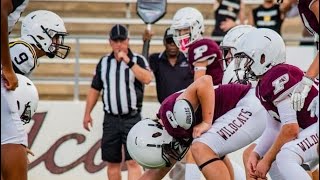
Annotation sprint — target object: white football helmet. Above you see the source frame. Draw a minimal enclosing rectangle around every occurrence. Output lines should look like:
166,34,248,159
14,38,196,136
14,74,39,124
171,7,204,53
222,60,244,84
234,28,286,79
127,118,191,168
220,25,256,71
21,10,70,59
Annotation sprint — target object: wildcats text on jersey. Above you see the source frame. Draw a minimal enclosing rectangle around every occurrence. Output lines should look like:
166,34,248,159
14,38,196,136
216,108,252,140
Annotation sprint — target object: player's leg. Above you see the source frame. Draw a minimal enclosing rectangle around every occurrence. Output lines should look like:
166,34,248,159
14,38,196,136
193,89,267,179
191,141,231,180
1,79,28,180
276,123,319,180
1,144,28,180
185,151,201,180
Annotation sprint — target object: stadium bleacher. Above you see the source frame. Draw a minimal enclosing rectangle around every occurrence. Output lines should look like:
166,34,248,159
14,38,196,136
10,0,305,101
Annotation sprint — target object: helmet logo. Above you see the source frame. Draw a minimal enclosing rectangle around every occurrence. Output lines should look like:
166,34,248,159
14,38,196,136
21,101,32,125
166,111,178,128
184,107,192,125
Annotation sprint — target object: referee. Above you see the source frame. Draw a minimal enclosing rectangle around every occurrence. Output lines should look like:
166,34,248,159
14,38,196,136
82,24,152,180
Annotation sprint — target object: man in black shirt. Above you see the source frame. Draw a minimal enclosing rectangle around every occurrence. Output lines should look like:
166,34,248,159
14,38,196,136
143,28,193,103
248,0,292,35
211,0,245,44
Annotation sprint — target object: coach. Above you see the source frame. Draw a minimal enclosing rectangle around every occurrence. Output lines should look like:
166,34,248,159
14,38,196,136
82,24,152,180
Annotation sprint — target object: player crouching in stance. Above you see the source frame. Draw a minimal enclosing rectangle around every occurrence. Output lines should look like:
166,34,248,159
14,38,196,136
1,74,39,180
127,75,270,180
234,28,319,180
10,10,71,76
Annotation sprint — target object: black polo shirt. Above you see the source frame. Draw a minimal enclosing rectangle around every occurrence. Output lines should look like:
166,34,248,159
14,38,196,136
149,51,193,103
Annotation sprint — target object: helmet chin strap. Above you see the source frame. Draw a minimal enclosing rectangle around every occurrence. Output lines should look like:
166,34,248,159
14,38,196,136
46,52,55,58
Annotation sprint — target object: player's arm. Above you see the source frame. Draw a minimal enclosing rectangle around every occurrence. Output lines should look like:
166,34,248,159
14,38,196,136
178,75,215,137
310,0,319,22
253,116,281,158
280,0,294,14
193,61,208,81
247,8,255,26
261,98,300,165
305,0,319,79
306,53,319,79
1,0,18,90
239,1,246,24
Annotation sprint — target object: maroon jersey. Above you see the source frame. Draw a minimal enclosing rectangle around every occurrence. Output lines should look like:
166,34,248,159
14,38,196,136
256,64,318,129
158,84,251,139
298,0,319,38
187,38,224,85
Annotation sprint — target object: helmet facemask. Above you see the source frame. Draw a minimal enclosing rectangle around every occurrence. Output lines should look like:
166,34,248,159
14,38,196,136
162,138,192,167
234,52,258,84
39,26,71,59
173,27,192,53
220,46,236,71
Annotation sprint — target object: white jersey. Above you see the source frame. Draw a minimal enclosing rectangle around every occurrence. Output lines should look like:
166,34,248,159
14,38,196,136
10,38,38,76
1,78,28,147
8,0,29,33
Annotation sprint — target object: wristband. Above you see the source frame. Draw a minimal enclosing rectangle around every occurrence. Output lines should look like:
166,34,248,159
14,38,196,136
194,66,207,71
127,60,135,68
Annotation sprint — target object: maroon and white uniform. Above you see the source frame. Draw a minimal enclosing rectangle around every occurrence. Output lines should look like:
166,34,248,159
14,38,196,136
158,83,270,157
254,64,319,178
187,38,224,85
256,64,318,129
298,0,319,39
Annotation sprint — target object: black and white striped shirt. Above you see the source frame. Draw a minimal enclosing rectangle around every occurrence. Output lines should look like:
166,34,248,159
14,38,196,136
91,49,149,115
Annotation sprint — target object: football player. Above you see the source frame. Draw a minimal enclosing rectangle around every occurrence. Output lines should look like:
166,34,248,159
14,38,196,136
171,7,225,83
1,0,29,180
170,7,227,179
1,74,39,180
288,0,319,112
11,10,71,76
127,75,270,180
234,28,318,180
1,0,29,91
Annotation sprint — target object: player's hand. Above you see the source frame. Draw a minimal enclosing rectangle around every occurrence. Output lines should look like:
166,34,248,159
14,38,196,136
26,147,34,164
2,66,18,90
83,114,93,131
255,158,271,179
307,95,319,118
192,121,211,138
291,76,314,111
247,152,260,178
